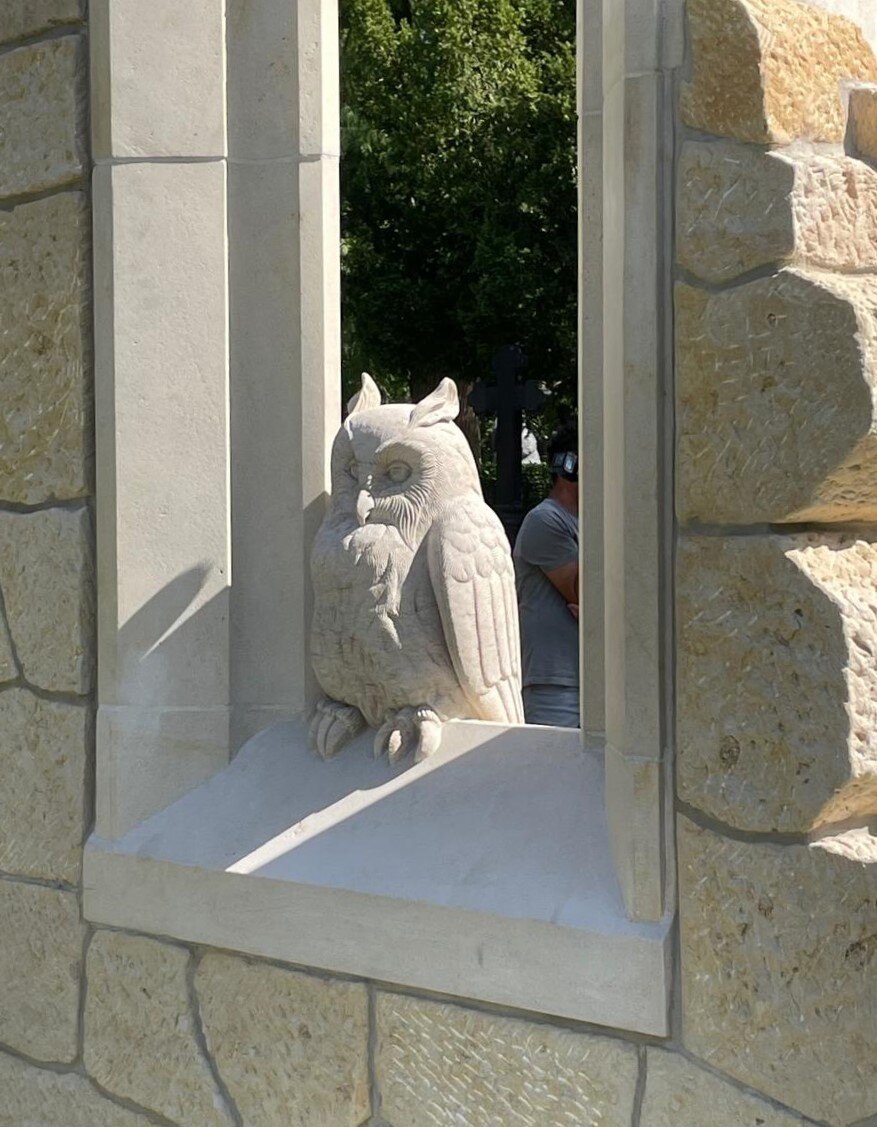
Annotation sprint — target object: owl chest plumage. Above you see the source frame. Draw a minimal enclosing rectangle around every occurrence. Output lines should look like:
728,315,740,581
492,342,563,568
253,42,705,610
311,518,466,727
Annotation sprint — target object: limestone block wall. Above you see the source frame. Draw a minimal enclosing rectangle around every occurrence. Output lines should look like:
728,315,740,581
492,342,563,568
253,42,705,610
676,2,877,1125
2,1,877,1126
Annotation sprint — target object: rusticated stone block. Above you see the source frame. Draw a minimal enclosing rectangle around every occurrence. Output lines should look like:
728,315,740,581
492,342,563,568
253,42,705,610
677,270,877,525
678,534,877,833
0,1052,154,1127
0,507,94,694
376,992,638,1127
0,1,83,47
678,142,795,283
679,816,877,1125
642,1050,807,1127
0,881,82,1062
681,0,877,144
0,690,88,882
847,83,877,160
678,142,877,283
0,193,91,504
84,932,233,1127
0,37,87,199
196,954,369,1127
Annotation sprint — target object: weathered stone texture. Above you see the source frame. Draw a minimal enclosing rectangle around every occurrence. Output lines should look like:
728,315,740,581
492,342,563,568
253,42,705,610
0,507,94,694
848,83,877,160
681,0,877,144
0,37,87,199
0,1,84,47
642,1050,808,1127
196,954,370,1127
84,932,233,1127
0,689,88,882
0,1052,154,1127
677,143,795,283
678,143,877,283
817,824,877,863
0,614,15,683
790,151,877,271
376,992,638,1127
677,270,877,525
678,534,877,833
679,816,877,1125
0,192,91,504
0,881,82,1062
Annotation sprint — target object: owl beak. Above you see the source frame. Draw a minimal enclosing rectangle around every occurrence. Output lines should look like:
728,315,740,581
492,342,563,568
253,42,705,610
356,489,375,526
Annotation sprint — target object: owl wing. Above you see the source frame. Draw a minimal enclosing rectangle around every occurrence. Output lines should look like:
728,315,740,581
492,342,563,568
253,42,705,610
427,496,525,725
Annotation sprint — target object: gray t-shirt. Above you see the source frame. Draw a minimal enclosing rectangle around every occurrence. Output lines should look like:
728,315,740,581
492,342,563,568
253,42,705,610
513,498,579,688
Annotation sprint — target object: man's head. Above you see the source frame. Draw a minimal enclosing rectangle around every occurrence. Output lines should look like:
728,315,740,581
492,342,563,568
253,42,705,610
547,423,578,485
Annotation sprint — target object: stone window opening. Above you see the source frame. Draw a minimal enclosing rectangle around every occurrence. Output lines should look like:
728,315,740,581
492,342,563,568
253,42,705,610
84,0,675,1036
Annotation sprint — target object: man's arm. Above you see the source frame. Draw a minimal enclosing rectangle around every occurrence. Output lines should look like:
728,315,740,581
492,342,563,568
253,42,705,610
545,560,579,608
516,507,579,618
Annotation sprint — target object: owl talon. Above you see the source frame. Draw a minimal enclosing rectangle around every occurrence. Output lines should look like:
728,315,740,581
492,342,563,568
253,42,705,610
309,698,365,760
414,708,443,762
308,707,324,753
387,728,409,765
375,712,410,762
374,706,443,764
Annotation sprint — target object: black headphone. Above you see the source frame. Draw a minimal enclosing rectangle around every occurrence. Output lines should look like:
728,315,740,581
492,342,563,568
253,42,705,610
550,451,578,482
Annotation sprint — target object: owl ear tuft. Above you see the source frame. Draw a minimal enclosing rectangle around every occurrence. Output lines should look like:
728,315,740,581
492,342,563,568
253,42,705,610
410,378,460,428
348,373,382,416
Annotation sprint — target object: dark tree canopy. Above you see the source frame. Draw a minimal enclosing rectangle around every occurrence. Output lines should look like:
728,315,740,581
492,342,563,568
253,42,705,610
339,0,578,443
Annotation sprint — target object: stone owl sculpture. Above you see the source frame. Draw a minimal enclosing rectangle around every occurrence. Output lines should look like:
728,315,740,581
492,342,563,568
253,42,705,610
310,373,524,763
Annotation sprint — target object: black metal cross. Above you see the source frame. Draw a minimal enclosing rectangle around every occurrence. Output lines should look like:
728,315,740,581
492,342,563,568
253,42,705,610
470,344,548,516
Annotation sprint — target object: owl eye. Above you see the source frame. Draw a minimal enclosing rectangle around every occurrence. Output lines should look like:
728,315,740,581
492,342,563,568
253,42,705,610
386,461,412,485
346,459,358,480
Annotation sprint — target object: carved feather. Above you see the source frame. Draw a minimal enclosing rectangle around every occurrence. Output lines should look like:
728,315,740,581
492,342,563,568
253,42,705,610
427,496,525,724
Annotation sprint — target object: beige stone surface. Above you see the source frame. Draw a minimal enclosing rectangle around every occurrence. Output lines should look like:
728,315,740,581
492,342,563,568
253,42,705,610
681,0,877,144
816,823,877,862
0,1052,154,1127
677,142,795,283
642,1050,808,1127
0,507,94,694
678,534,877,833
196,953,370,1127
677,270,877,525
0,193,91,504
0,37,87,199
808,0,877,50
92,160,233,833
0,690,88,882
678,142,877,283
0,613,15,683
84,932,233,1127
376,992,638,1127
92,0,226,159
790,150,877,271
0,1,83,46
679,816,877,1125
0,881,82,1062
848,84,877,159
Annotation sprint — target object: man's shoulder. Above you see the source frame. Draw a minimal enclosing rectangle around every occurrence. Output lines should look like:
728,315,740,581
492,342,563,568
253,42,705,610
516,501,553,547
520,499,576,535
514,499,577,564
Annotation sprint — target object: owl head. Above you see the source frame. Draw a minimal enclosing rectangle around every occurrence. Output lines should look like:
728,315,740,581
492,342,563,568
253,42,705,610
329,374,482,547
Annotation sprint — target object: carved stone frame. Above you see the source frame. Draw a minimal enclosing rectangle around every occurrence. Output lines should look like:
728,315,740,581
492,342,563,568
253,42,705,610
87,0,676,983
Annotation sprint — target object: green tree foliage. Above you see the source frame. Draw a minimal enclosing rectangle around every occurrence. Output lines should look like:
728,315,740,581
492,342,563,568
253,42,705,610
340,0,578,444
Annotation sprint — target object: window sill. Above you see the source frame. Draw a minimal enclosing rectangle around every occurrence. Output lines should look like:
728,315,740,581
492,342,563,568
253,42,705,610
83,719,671,1036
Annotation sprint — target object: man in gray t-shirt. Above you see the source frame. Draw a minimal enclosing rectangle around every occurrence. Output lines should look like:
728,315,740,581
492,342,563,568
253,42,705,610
513,424,579,727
